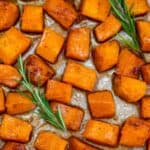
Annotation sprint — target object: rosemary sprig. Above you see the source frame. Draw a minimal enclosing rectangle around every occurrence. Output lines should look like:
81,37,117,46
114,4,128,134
17,55,66,131
109,0,142,56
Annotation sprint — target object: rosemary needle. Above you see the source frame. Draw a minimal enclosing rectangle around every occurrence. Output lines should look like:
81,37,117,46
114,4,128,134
109,0,142,56
17,55,67,131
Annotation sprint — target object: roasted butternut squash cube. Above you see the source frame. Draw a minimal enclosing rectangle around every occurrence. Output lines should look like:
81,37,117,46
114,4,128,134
2,142,26,150
44,0,78,29
141,64,150,84
81,0,110,22
0,27,31,65
0,114,32,143
69,137,97,150
88,90,115,118
0,88,5,113
0,1,19,31
83,120,120,147
93,40,120,72
117,48,145,78
141,96,150,119
120,117,149,147
0,64,21,88
113,75,146,102
51,102,84,130
21,5,44,33
137,21,150,52
125,0,149,16
34,131,68,150
143,120,150,138
66,27,90,61
46,80,72,104
94,15,121,42
25,55,55,86
142,122,150,142
63,60,97,91
6,92,35,115
36,28,64,63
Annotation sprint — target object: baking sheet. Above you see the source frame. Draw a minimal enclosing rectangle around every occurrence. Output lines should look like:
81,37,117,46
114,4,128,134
0,0,150,149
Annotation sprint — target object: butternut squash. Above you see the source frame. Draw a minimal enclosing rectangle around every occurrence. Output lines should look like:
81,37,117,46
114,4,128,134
25,54,55,86
93,40,120,72
51,102,84,130
0,114,32,143
81,0,110,21
34,131,68,150
69,137,97,150
6,92,35,115
0,64,21,88
116,48,144,78
137,21,150,52
36,28,64,63
0,88,5,113
0,1,19,31
120,116,149,147
63,60,97,91
83,120,120,147
113,74,146,102
125,0,149,16
141,96,150,119
66,27,90,61
141,64,150,84
88,90,115,118
2,142,26,150
21,5,44,33
94,15,121,42
44,0,78,29
0,27,31,65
